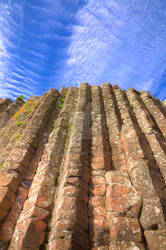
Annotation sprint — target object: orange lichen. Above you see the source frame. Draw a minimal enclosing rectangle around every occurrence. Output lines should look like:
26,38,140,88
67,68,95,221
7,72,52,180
14,99,39,119
113,84,119,89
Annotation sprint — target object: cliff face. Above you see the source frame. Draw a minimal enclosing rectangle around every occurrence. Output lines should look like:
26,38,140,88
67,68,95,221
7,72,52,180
0,83,166,250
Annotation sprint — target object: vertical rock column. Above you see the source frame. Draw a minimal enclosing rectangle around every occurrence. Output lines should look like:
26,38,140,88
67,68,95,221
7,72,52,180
89,85,111,249
140,91,166,138
7,87,78,250
0,98,24,129
126,89,166,249
0,98,12,113
47,83,91,250
101,84,144,249
0,89,60,249
0,96,40,164
115,88,166,249
126,89,166,183
101,83,125,171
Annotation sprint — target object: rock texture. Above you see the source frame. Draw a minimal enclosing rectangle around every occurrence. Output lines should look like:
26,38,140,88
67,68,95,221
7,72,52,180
0,83,166,250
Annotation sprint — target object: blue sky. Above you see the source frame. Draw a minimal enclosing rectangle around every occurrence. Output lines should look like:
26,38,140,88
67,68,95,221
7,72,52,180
0,0,166,101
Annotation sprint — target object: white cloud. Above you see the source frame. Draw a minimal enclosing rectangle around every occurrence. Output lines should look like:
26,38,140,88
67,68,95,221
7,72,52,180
0,0,47,99
62,0,166,97
0,0,166,100
0,1,23,96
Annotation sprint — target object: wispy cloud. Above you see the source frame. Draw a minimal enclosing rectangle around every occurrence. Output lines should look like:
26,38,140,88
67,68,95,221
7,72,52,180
0,0,166,101
0,1,27,98
62,0,166,97
0,0,78,99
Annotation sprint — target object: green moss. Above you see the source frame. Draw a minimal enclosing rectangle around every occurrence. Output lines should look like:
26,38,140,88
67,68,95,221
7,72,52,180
58,96,66,109
17,95,25,101
64,89,68,96
60,98,65,104
26,109,31,114
0,161,4,169
15,133,22,140
31,100,39,109
120,117,124,121
17,121,24,126
58,104,63,109
23,102,31,109
14,99,38,119
69,122,72,129
129,104,134,110
44,243,48,249
14,102,30,119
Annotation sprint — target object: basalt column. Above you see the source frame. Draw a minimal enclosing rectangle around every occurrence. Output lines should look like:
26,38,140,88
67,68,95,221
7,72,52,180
0,83,166,250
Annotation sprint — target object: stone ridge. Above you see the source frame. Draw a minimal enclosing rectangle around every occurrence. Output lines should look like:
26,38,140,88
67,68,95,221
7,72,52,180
0,83,166,250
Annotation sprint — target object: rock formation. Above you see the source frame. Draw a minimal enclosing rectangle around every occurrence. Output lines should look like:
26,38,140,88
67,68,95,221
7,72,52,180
0,83,166,250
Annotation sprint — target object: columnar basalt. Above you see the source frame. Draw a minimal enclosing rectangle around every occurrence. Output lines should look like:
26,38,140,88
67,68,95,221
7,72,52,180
0,83,166,250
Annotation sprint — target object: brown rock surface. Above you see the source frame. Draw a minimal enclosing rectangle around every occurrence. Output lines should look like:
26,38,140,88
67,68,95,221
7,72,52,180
144,229,166,250
0,83,166,249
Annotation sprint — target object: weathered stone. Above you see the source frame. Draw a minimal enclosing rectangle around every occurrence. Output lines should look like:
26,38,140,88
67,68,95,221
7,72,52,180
0,209,8,221
1,83,166,249
90,184,106,196
48,239,72,250
0,241,9,250
140,92,166,139
121,116,166,230
28,185,55,209
0,170,20,193
89,195,106,226
23,200,49,220
0,187,15,213
0,97,24,129
0,187,28,242
144,229,166,250
109,240,145,250
92,246,109,250
126,90,166,193
140,196,166,230
47,83,91,248
0,98,12,113
108,214,142,242
9,218,47,249
105,171,142,217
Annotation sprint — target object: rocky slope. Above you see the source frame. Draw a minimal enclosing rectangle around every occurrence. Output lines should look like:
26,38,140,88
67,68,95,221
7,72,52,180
0,83,166,250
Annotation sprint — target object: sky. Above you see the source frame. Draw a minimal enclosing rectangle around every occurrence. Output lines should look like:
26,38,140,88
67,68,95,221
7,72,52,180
0,0,166,101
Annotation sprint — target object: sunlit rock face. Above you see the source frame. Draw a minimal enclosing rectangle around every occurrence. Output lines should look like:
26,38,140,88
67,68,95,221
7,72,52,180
0,83,166,250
